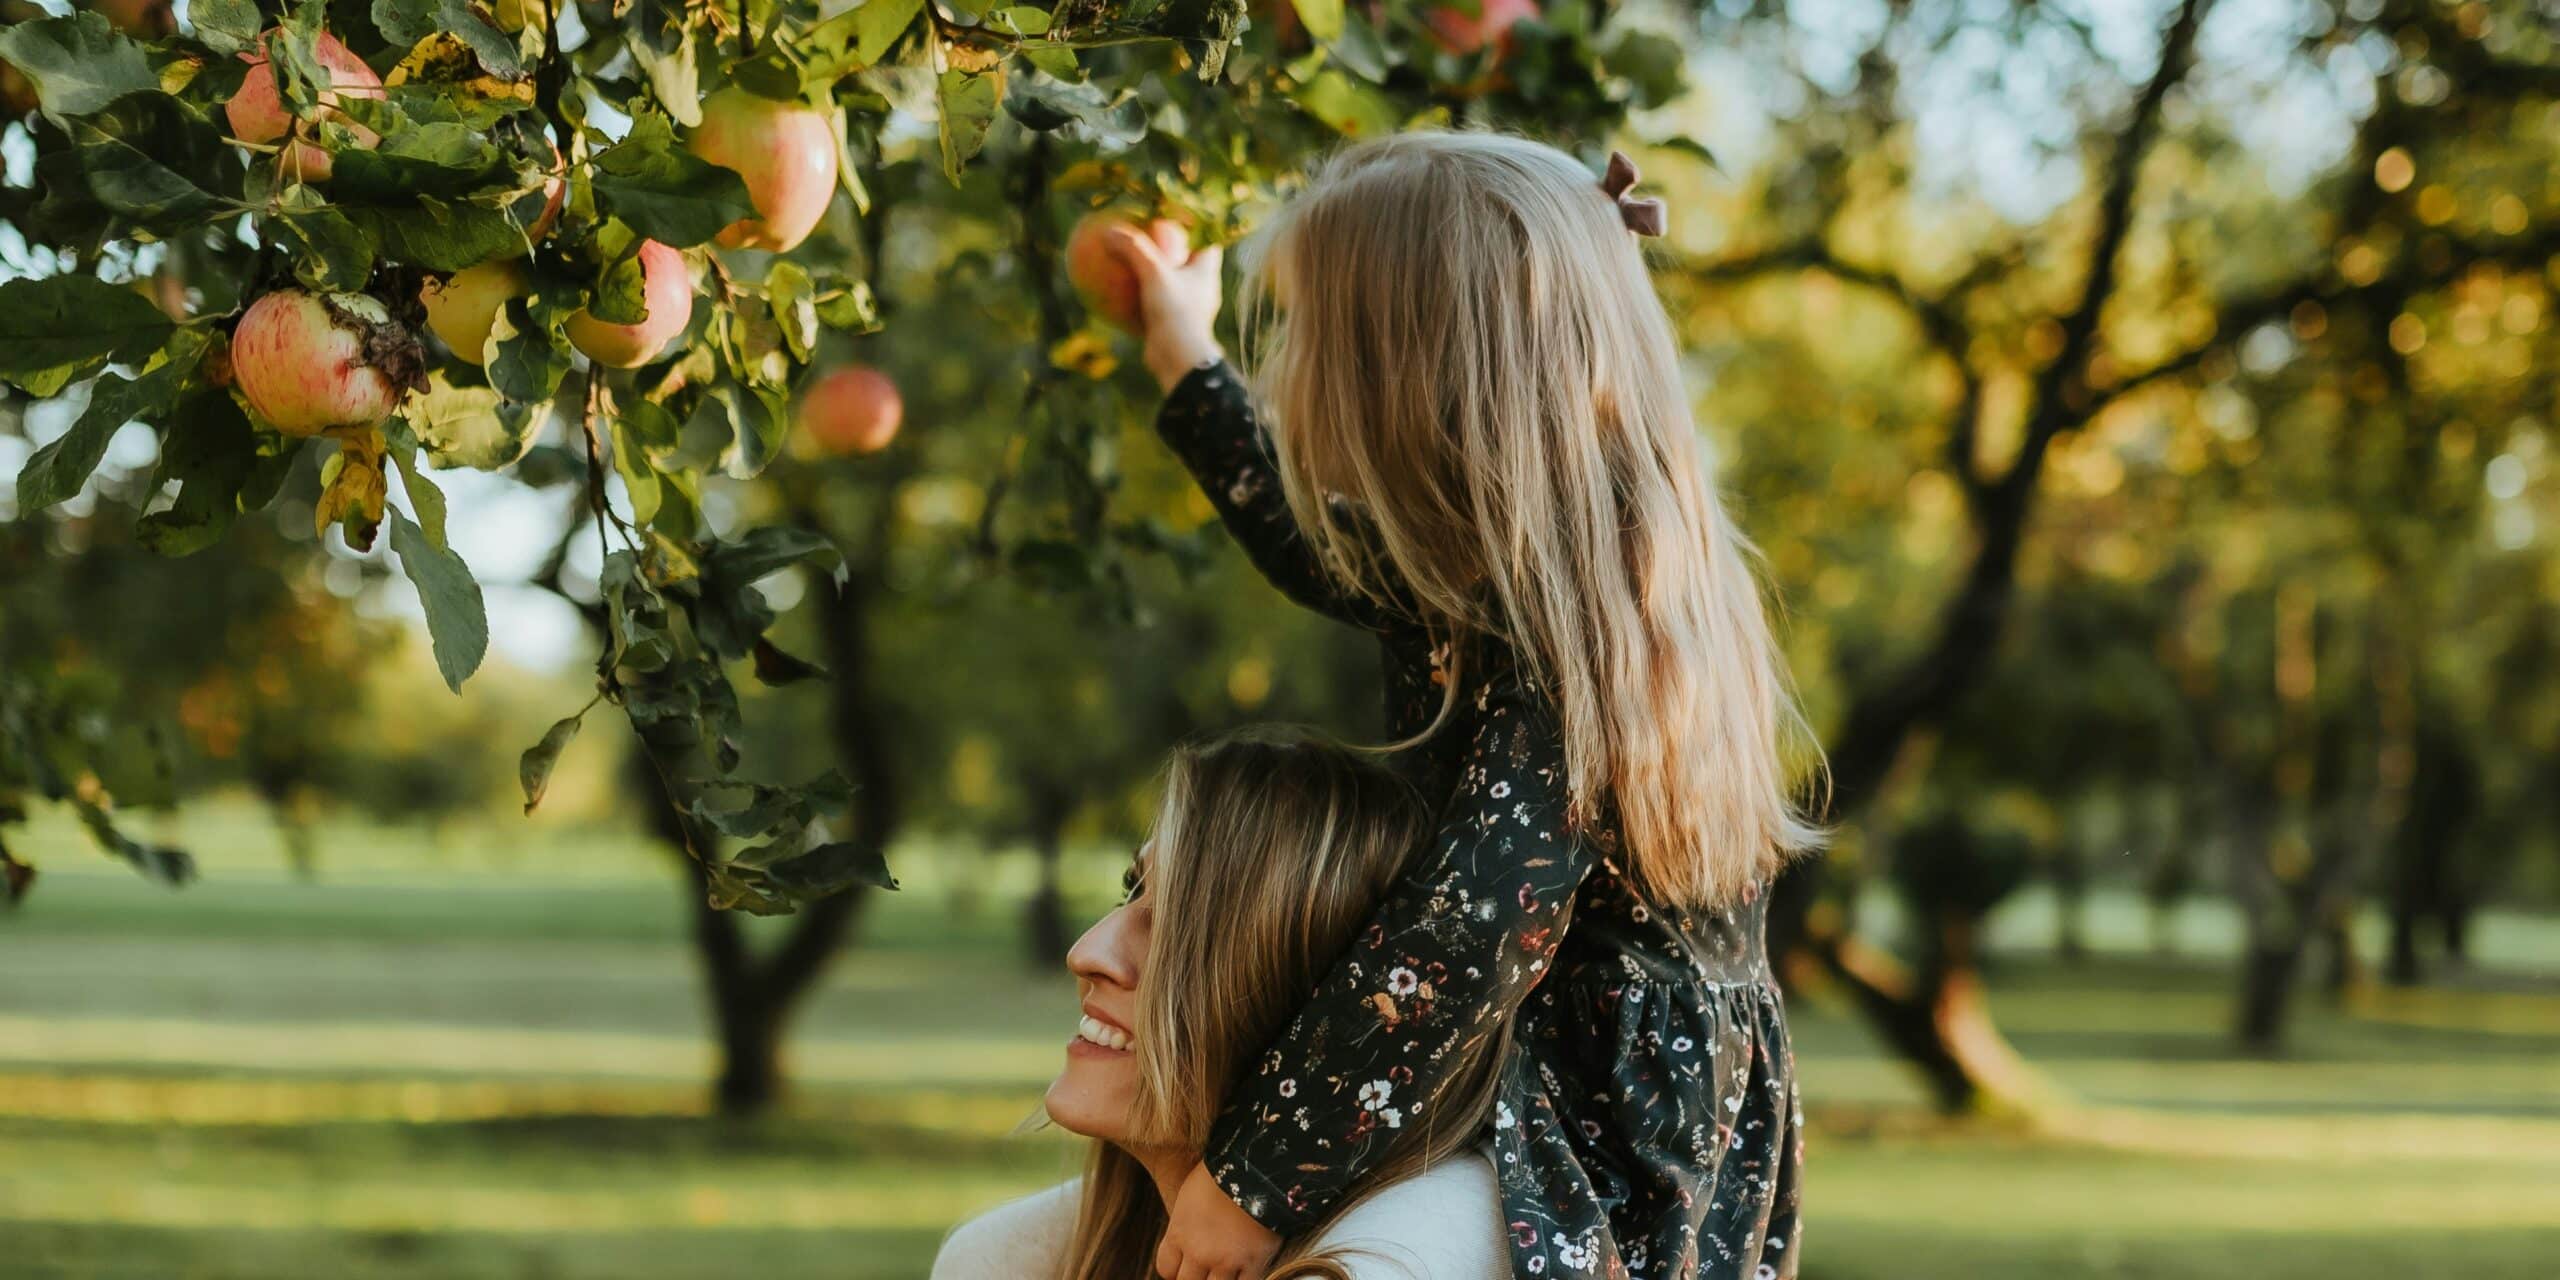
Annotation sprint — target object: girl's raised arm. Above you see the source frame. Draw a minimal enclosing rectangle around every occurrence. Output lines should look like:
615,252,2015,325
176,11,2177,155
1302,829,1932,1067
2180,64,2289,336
1111,225,1390,632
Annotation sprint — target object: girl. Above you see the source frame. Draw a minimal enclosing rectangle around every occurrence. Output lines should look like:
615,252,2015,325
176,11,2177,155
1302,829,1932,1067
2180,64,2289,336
1110,132,1820,1280
935,728,1512,1279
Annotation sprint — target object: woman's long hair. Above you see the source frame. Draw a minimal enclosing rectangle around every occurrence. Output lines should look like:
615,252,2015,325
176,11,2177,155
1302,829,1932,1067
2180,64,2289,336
1058,729,1510,1279
1237,129,1827,909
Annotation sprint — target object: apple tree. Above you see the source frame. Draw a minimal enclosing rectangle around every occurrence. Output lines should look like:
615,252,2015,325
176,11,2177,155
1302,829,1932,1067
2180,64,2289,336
1,0,1696,932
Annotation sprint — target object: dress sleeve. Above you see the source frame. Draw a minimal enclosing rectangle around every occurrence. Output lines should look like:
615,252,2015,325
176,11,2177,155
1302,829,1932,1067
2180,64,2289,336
1154,360,1389,631
1202,664,1592,1235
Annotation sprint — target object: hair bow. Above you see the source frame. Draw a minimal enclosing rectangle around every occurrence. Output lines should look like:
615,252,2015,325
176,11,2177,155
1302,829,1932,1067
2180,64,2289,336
1600,150,1666,238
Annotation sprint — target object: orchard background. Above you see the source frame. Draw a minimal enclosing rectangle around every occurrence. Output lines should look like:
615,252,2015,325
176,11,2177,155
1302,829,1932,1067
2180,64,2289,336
3,1,2557,1277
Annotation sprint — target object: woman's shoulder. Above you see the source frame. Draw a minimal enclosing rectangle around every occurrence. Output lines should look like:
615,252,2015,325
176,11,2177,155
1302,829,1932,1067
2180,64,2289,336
1290,1153,1507,1280
928,1180,1079,1280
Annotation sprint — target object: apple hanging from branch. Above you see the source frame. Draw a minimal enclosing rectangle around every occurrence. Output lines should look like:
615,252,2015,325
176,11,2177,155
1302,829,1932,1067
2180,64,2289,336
687,87,841,253
223,29,384,184
418,260,532,367
566,240,694,368
798,366,903,456
230,289,427,436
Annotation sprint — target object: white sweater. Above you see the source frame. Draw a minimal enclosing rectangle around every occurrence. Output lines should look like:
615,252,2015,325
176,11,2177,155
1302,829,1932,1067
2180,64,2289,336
930,1154,1507,1280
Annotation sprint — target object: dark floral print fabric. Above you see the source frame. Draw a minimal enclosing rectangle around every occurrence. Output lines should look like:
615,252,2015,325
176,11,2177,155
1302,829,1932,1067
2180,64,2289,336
1157,363,1806,1280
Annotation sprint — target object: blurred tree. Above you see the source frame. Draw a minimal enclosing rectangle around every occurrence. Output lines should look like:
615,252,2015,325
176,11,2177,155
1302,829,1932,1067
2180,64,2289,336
1682,0,2558,1090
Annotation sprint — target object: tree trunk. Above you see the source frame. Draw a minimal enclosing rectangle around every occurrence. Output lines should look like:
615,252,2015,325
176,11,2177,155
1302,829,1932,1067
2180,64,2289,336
2235,935,2305,1053
1821,910,2053,1114
1021,779,1074,969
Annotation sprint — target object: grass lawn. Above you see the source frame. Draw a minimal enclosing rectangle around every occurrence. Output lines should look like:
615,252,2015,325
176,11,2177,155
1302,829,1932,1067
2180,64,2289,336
2,802,2556,1278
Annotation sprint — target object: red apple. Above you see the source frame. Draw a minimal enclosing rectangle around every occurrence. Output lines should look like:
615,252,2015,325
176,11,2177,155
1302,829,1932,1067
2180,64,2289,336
799,366,902,456
223,29,384,183
1423,0,1538,54
687,87,839,252
1067,212,1188,334
231,289,425,436
566,240,693,368
418,259,531,366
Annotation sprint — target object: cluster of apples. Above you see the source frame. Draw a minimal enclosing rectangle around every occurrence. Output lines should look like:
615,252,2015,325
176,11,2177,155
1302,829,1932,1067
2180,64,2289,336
214,27,899,457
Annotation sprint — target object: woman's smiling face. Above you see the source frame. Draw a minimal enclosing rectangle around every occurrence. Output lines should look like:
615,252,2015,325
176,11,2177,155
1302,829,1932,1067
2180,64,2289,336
1043,850,1151,1142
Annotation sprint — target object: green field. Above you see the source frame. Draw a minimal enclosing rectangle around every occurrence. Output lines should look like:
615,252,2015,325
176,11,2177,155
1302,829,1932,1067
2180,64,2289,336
3,805,2556,1279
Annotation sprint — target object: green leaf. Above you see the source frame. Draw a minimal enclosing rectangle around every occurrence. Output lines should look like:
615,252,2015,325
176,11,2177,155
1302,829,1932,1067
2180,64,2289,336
73,95,236,232
341,198,527,272
189,0,263,56
590,114,758,248
0,15,156,119
16,340,197,513
1287,68,1397,138
0,276,175,390
765,261,818,362
406,376,542,470
630,23,701,127
1289,0,1344,42
331,125,511,201
274,204,377,292
518,711,585,814
487,301,571,404
611,413,663,525
384,420,451,546
589,243,650,326
702,525,843,587
714,383,788,480
750,637,828,685
936,68,1002,184
762,841,898,895
135,393,257,557
990,7,1051,36
371,0,524,81
801,0,922,79
389,506,489,692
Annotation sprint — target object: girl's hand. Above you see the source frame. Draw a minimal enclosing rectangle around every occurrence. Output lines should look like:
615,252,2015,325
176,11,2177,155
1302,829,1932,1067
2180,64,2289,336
1155,1161,1280,1280
1103,220,1226,393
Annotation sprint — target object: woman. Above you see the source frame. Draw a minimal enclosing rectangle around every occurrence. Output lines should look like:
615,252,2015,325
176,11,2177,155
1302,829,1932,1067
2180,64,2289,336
932,729,1513,1279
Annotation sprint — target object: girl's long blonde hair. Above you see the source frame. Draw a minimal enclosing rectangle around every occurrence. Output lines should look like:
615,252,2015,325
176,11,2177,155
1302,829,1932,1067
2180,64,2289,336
1058,729,1510,1280
1239,130,1826,908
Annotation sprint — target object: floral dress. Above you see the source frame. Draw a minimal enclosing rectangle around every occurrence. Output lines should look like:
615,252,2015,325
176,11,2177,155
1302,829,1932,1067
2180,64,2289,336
1157,363,1806,1280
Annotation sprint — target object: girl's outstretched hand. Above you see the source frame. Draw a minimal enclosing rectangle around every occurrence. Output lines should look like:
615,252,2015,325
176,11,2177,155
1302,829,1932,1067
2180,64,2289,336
1155,1161,1280,1280
1104,221,1226,393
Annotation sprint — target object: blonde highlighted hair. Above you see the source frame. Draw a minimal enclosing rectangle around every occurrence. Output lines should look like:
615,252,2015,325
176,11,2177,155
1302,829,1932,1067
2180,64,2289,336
1239,130,1825,908
1058,729,1508,1280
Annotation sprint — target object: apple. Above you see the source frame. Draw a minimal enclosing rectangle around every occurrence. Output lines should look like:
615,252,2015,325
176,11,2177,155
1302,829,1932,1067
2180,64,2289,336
565,240,693,368
1423,0,1538,55
1066,213,1190,334
418,259,531,366
687,87,840,252
231,289,425,436
92,0,176,38
799,366,902,456
224,29,384,183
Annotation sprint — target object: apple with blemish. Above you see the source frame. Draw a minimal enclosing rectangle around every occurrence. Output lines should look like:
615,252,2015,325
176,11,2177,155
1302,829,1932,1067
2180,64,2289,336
687,87,840,252
799,366,903,456
231,289,426,436
419,260,531,366
223,29,383,183
566,240,693,368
